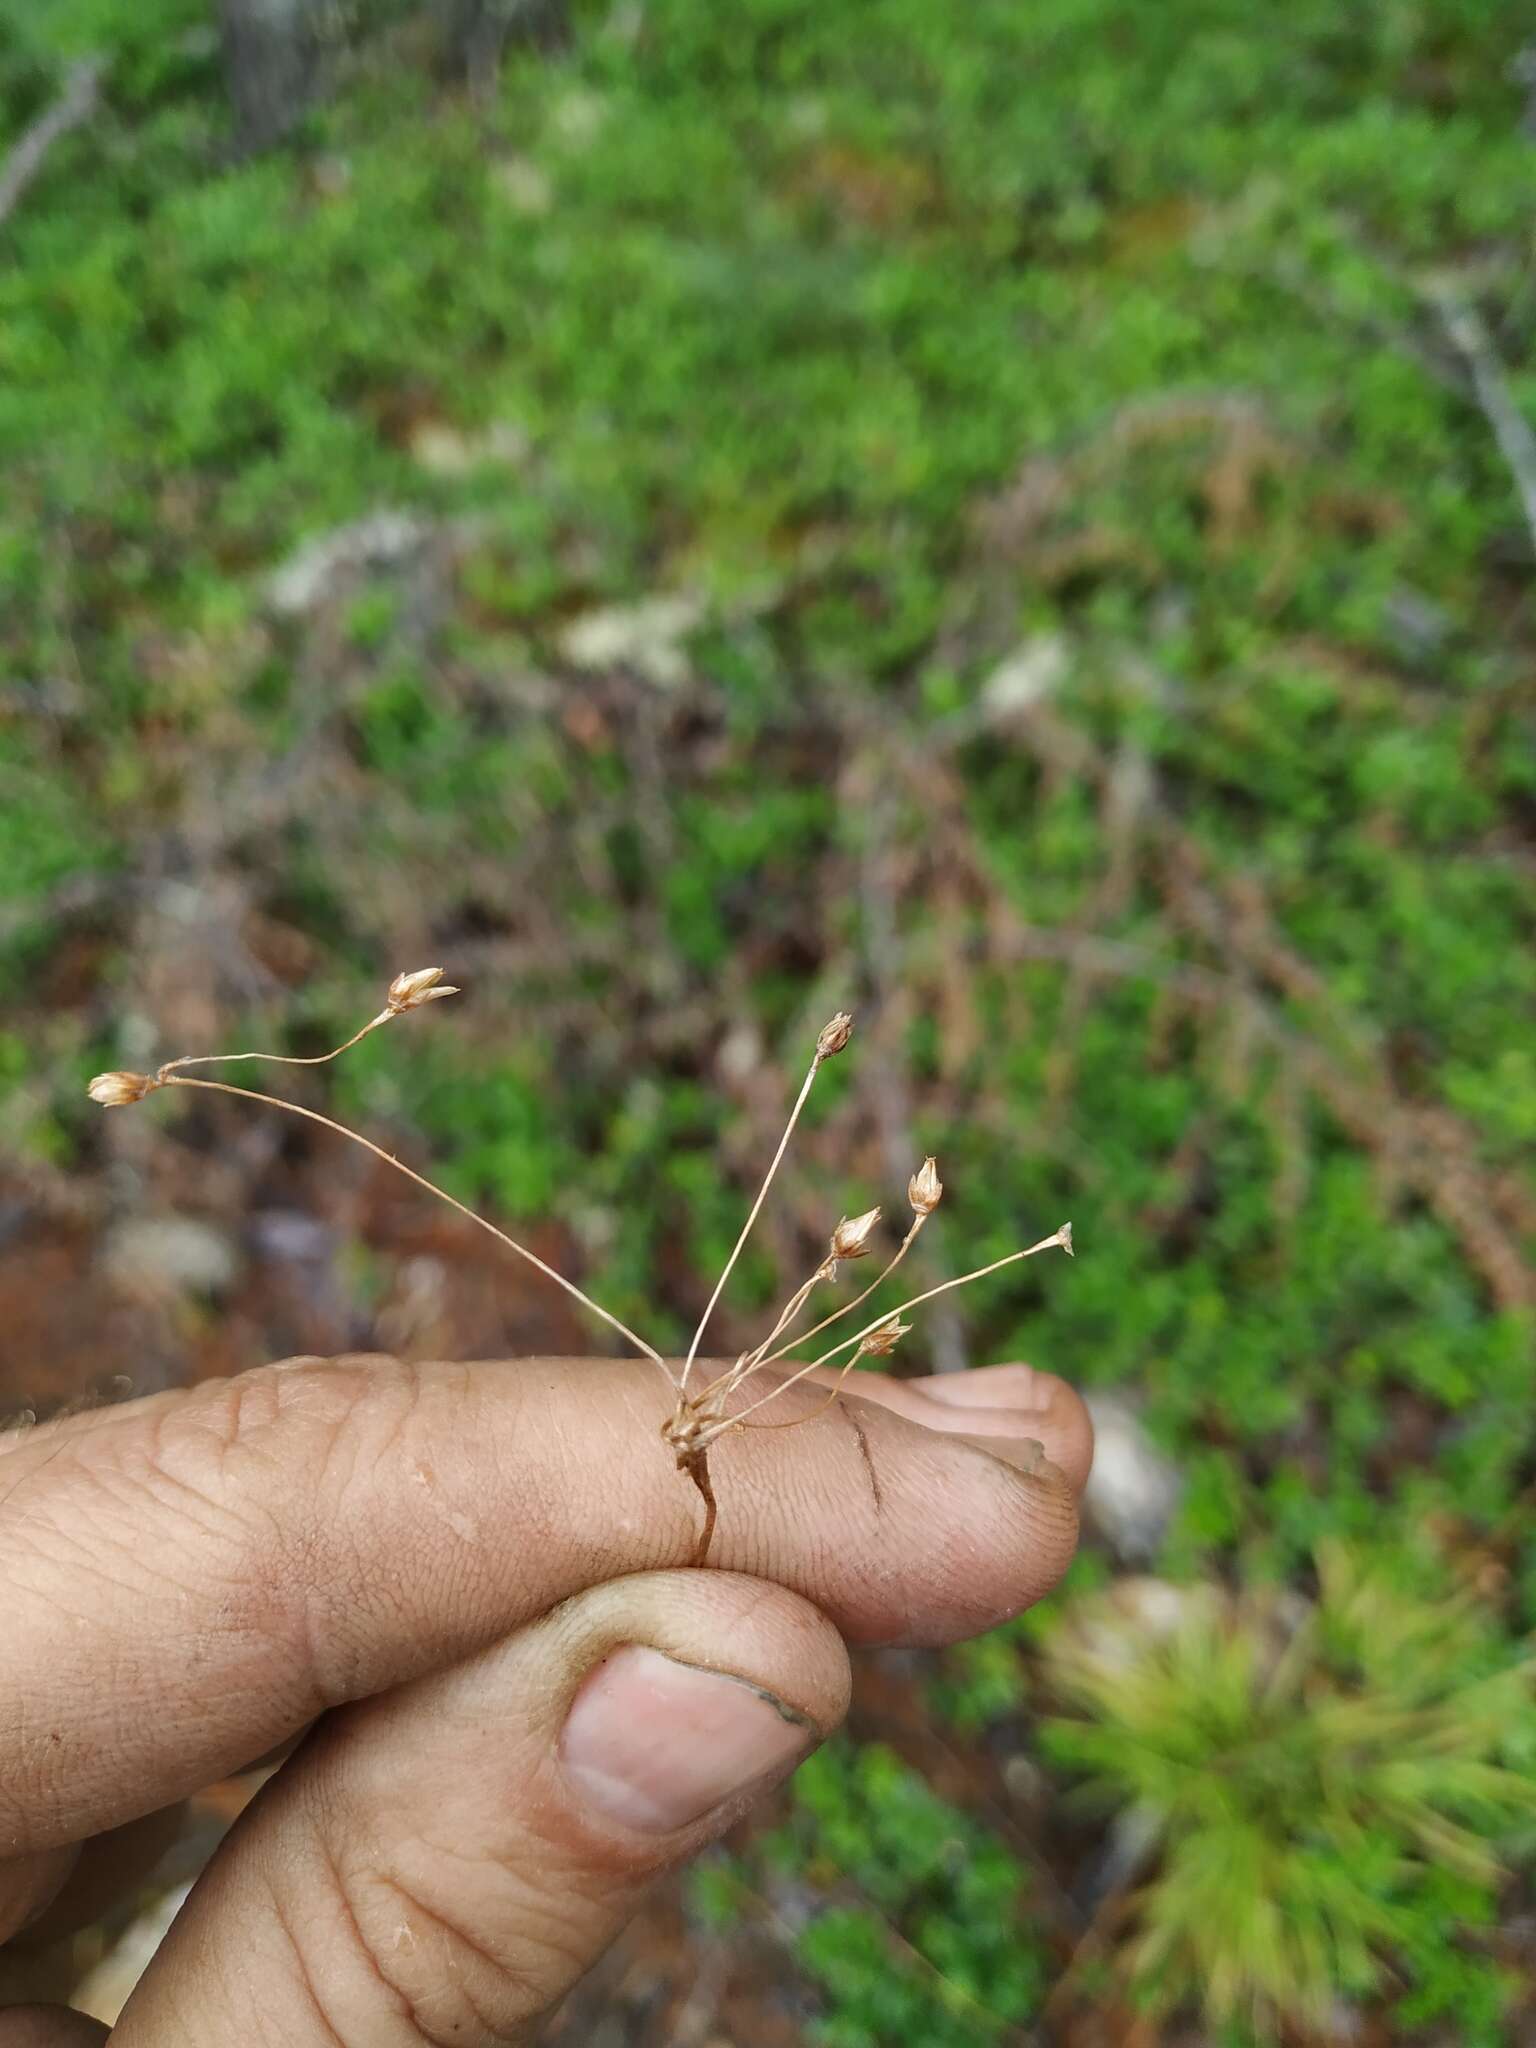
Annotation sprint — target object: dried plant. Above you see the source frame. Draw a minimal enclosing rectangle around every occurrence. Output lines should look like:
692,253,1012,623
88,971,1072,1561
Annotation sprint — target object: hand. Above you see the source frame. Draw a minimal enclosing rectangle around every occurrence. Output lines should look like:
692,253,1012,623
0,1351,1091,2045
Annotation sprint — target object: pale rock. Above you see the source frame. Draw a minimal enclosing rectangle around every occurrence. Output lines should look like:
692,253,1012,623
410,420,530,475
560,594,704,687
1082,1391,1181,1562
104,1216,238,1300
981,633,1069,715
267,511,433,616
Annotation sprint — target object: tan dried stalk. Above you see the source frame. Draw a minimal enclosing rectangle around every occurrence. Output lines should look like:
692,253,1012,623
89,972,1072,1563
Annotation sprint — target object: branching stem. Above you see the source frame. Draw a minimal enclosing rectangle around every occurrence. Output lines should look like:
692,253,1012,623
158,1074,673,1381
756,1214,927,1370
725,1226,1072,1427
89,979,1076,1573
158,1010,393,1076
678,1044,826,1392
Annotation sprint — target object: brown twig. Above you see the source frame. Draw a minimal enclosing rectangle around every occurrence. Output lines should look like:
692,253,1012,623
681,1452,717,1567
0,58,103,230
1427,283,1536,560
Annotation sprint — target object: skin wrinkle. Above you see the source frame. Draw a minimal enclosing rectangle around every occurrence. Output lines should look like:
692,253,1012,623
843,1401,886,1516
287,1717,616,2046
6,1464,335,1846
99,1434,257,1563
0,1439,76,1521
317,1837,415,2029
546,1364,679,1584
311,1369,415,1557
7,1533,254,1846
357,1866,549,2038
318,1841,507,2047
16,1466,269,1642
396,1831,629,1966
293,1362,466,1712
200,1384,312,1566
262,1872,357,2048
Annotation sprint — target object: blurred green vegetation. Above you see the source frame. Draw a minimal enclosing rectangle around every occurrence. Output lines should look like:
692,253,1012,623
1039,1544,1536,2039
694,1740,1053,2045
3,0,1534,2038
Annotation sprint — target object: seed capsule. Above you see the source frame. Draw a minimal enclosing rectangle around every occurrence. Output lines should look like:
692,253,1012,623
816,1011,854,1059
87,1071,156,1107
908,1156,943,1215
830,1207,881,1261
859,1315,911,1358
387,967,460,1012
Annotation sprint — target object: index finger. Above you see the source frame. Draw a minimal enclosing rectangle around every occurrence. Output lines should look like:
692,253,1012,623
1,1351,1081,1855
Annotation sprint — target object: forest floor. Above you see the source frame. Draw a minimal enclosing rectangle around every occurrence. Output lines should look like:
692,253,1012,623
3,3,1535,2041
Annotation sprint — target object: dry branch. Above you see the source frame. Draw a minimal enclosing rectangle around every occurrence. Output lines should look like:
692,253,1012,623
0,57,102,230
1428,285,1536,561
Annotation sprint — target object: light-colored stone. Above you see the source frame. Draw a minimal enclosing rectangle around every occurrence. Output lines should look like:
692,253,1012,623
560,594,704,688
1082,1391,1181,1562
104,1216,238,1299
267,511,433,615
410,420,530,474
981,633,1069,715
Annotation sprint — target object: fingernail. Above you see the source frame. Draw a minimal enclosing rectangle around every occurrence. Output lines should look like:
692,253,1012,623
911,1364,1058,1415
559,1646,814,1833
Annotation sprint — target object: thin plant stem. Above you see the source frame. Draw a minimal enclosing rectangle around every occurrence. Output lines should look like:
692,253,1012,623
678,1045,825,1393
701,1205,930,1410
733,1352,865,1431
158,1011,393,1075
681,1453,718,1566
159,1075,673,1381
713,1259,835,1400
726,1227,1071,1427
755,1215,927,1370
744,1266,826,1364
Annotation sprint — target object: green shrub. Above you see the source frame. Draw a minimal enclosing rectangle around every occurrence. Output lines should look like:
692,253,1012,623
1039,1544,1536,2040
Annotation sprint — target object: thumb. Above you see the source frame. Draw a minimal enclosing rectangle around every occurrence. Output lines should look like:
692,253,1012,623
108,1572,850,2045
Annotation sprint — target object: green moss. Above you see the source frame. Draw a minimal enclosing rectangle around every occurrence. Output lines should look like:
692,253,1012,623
1037,1544,1536,2039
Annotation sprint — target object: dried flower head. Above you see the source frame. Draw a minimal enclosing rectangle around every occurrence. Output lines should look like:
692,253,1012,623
387,966,459,1013
830,1207,881,1261
816,1011,855,1060
859,1314,911,1358
86,1071,156,1108
1058,1221,1074,1256
908,1156,943,1216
